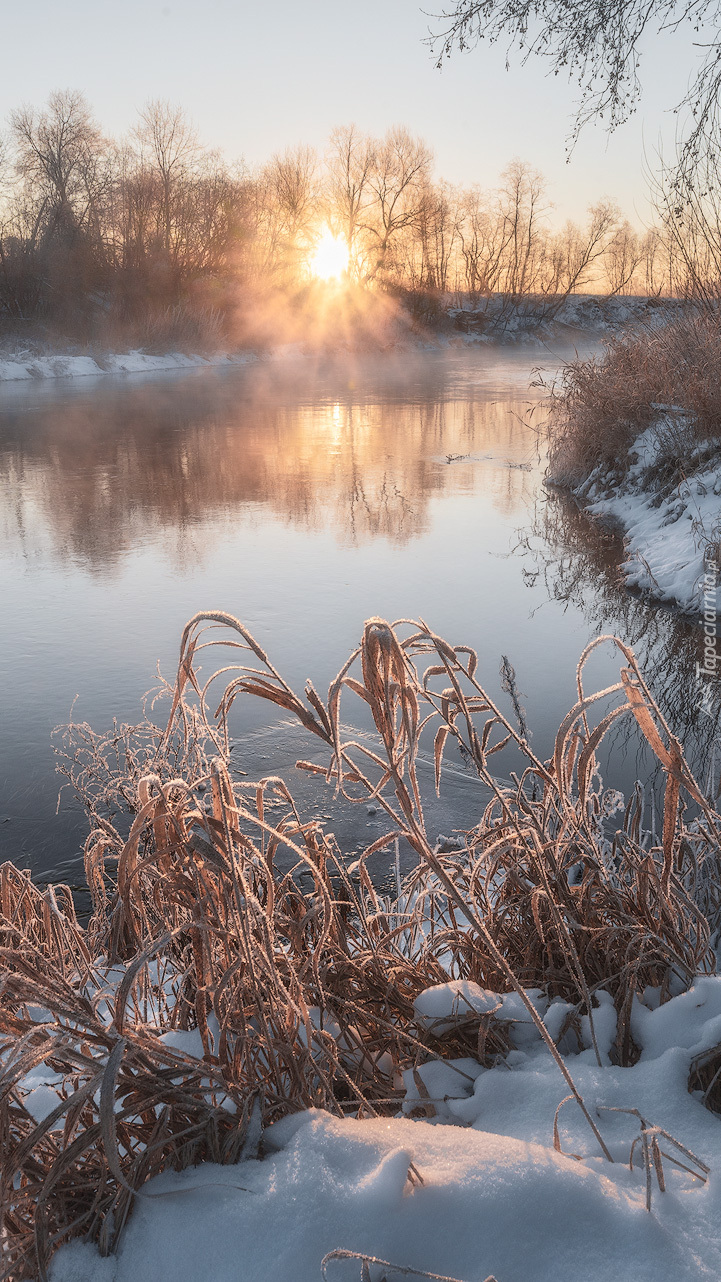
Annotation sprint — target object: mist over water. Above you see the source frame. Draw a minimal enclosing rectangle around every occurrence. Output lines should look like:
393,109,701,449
0,347,713,886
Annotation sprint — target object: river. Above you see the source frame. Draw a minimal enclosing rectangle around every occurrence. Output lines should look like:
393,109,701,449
0,346,714,894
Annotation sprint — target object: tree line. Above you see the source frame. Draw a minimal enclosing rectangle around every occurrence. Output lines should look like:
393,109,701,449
0,91,714,340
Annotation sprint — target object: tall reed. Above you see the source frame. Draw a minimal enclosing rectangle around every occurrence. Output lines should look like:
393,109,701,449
2,612,719,1280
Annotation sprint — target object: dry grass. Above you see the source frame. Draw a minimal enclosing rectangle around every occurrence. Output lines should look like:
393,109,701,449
321,1251,499,1282
2,612,721,1280
546,310,721,484
96,303,226,356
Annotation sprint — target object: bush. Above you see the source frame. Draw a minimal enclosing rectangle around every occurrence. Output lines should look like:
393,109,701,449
547,309,721,484
109,303,226,355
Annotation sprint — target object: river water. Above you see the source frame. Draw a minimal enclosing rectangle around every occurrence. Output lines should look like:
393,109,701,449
0,347,714,891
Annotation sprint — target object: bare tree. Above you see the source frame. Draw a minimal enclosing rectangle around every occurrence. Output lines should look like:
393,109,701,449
547,202,619,296
650,153,721,302
639,226,667,297
180,154,239,276
430,0,721,185
258,145,319,281
412,180,464,291
108,141,156,277
117,101,241,302
325,125,376,277
132,101,200,258
604,219,645,295
10,90,107,241
0,133,9,203
364,128,433,279
6,91,110,321
495,161,550,297
457,184,512,297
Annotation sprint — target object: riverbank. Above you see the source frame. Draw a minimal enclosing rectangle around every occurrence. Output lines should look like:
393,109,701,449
544,311,721,619
449,293,684,344
550,414,721,617
0,295,685,383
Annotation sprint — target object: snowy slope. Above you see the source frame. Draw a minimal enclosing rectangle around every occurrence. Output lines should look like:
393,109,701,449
48,977,721,1282
449,294,684,345
563,419,721,616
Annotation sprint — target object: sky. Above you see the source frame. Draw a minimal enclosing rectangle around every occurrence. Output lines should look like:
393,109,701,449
0,0,707,226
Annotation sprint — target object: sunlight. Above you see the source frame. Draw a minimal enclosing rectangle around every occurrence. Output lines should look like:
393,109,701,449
309,229,349,281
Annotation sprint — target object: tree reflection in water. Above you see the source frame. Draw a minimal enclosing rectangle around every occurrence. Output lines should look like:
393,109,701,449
0,356,540,569
0,352,550,884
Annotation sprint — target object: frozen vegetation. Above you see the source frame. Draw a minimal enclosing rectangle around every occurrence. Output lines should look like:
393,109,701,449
3,612,721,1282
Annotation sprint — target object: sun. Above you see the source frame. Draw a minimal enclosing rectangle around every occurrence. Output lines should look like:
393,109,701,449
309,229,349,281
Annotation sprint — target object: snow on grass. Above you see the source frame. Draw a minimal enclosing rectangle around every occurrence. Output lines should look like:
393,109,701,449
413,980,502,1031
46,977,721,1282
50,1109,714,1282
567,416,721,615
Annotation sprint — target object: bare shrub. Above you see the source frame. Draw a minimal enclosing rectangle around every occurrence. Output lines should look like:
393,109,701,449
2,612,720,1279
129,303,225,354
546,309,721,483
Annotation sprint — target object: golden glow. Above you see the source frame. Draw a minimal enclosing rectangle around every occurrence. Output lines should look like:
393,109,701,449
309,229,349,281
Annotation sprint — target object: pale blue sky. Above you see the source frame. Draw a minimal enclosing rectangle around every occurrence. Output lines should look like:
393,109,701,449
0,0,704,224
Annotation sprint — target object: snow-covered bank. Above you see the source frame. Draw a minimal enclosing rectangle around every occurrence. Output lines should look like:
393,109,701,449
48,976,721,1282
450,293,685,345
0,349,256,382
0,296,685,379
554,415,721,616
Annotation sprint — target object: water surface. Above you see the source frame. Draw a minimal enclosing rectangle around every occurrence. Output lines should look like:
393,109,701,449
0,348,714,887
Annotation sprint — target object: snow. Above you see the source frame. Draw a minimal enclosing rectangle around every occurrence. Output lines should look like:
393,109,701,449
401,1057,484,1120
631,976,721,1060
47,1103,721,1282
22,1077,66,1125
449,294,683,346
568,417,721,615
45,976,721,1282
0,349,255,383
413,980,502,1030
